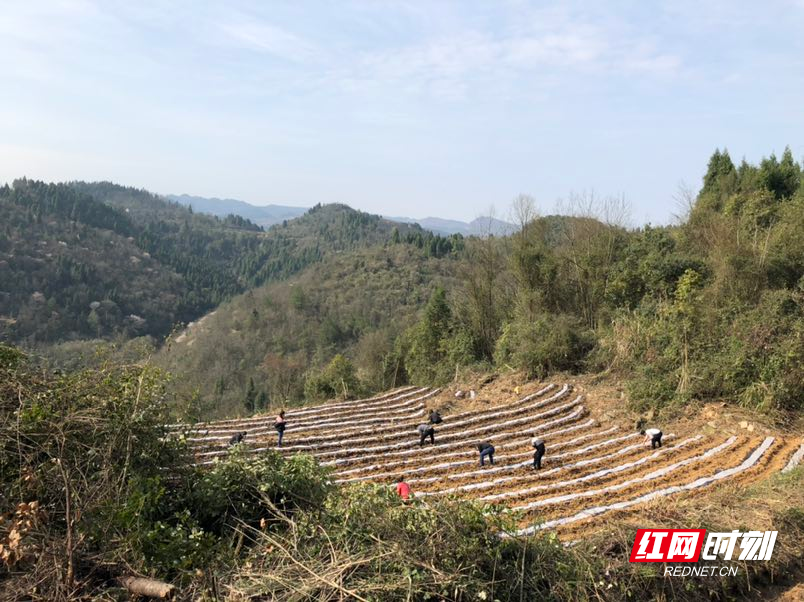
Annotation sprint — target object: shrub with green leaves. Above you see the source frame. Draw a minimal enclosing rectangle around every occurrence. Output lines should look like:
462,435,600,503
495,314,596,379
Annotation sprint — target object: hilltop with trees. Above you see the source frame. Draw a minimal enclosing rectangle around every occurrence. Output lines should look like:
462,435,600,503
0,181,450,345
154,147,804,421
2,147,802,422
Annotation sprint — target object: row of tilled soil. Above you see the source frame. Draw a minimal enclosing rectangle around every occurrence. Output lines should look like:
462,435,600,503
318,395,582,469
234,383,558,449
186,381,551,438
322,395,580,470
412,425,627,496
168,386,419,429
187,403,426,447
231,389,577,461
420,434,686,499
336,420,634,483
531,436,794,536
329,396,583,481
515,435,767,529
324,417,597,480
184,387,435,439
478,436,699,503
187,388,443,452
409,432,678,493
505,435,722,512
187,384,559,452
333,424,620,480
189,384,570,466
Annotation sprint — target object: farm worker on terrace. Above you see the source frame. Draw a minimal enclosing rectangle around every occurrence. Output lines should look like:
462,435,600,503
428,409,443,424
229,431,246,446
477,442,495,466
417,423,435,446
531,436,546,469
640,427,662,449
274,410,287,447
396,475,412,501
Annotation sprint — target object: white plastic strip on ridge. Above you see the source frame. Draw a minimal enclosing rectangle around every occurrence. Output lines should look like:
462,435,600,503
182,387,430,435
324,416,597,469
191,402,587,468
317,395,580,462
333,425,618,478
335,423,625,484
782,442,804,473
513,436,739,513
416,434,675,496
188,389,441,448
479,435,697,502
513,437,775,534
409,430,659,487
187,384,557,448
168,386,418,428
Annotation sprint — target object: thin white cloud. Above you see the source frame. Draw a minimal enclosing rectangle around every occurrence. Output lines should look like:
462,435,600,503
334,19,683,102
219,17,317,62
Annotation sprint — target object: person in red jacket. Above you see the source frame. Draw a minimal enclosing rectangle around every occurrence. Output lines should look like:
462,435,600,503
396,475,412,501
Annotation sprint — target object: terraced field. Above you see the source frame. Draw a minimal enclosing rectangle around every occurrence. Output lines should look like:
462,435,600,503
173,384,804,537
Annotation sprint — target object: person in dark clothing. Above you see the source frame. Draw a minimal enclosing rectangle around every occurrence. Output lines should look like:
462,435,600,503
477,442,495,466
640,428,662,449
274,410,287,447
531,436,545,469
428,409,443,424
229,431,246,446
417,423,435,446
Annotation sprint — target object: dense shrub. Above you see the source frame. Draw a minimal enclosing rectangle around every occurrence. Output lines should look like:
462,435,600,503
304,353,361,401
0,345,334,596
495,314,596,379
234,483,593,601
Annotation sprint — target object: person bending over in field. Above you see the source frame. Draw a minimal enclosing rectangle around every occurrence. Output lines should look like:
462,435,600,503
229,431,246,446
477,442,495,466
640,427,662,449
396,475,412,501
417,423,435,446
428,409,443,424
531,435,546,469
274,410,287,447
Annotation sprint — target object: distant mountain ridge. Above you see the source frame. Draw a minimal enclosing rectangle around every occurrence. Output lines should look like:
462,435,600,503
387,215,517,237
167,193,515,236
166,194,307,227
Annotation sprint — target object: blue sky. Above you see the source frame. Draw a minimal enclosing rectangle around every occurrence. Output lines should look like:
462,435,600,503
2,1,802,224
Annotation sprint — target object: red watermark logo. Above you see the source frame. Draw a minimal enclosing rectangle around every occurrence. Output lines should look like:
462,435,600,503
630,529,777,564
630,529,706,562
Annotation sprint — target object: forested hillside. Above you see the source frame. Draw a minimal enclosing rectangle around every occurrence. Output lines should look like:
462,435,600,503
0,180,453,344
4,148,802,421
164,148,804,421
157,242,464,418
0,180,191,341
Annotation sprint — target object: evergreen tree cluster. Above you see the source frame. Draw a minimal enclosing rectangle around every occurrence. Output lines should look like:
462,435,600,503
0,180,437,344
